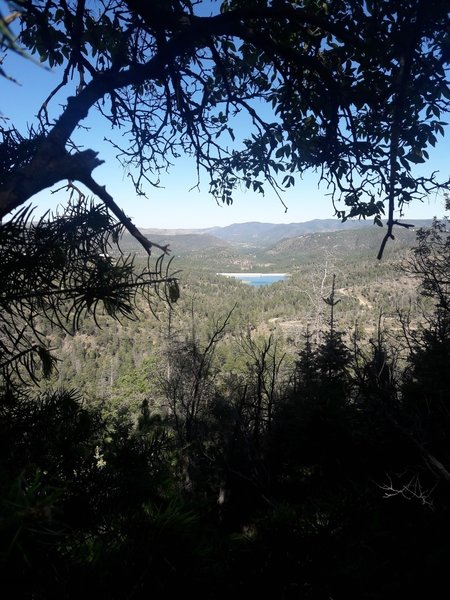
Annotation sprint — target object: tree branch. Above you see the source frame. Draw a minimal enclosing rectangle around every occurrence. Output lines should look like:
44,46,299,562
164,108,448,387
79,173,170,255
0,148,103,218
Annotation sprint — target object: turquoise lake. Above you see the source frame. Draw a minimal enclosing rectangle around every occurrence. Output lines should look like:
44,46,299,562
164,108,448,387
218,273,289,287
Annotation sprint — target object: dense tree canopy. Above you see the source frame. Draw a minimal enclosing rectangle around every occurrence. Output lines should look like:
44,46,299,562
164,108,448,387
1,0,449,257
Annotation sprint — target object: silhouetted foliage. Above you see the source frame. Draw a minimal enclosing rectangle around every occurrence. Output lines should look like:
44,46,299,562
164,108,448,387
1,1,449,256
0,199,176,386
2,0,450,596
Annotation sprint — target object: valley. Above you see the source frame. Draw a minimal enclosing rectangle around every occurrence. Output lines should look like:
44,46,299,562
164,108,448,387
46,218,432,404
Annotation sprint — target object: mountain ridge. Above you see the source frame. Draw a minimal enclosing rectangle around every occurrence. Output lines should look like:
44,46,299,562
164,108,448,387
140,218,433,248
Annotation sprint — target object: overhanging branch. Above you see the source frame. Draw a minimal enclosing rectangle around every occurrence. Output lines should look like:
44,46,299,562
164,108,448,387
79,173,170,256
0,148,103,218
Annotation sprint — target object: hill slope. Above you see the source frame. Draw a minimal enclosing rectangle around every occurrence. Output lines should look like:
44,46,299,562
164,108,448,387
139,219,432,249
119,219,432,272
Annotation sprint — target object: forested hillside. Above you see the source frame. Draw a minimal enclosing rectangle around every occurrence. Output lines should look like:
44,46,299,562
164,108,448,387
45,222,424,403
2,0,450,598
145,218,432,247
4,217,450,599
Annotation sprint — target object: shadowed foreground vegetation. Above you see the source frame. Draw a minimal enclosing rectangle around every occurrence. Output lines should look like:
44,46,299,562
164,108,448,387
2,220,450,599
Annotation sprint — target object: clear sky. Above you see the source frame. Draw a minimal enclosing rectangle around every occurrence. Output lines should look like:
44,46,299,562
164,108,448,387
1,5,449,229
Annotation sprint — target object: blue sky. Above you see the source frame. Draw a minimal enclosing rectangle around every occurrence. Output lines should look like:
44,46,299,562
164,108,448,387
1,4,449,229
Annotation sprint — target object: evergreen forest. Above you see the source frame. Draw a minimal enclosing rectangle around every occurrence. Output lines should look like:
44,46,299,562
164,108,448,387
3,214,450,599
2,0,450,597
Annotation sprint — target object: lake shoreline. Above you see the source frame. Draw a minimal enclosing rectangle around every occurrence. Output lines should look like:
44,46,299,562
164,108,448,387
217,272,289,277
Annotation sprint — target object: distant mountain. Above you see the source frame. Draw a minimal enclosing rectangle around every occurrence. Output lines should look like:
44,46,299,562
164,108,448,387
140,219,432,249
204,219,434,246
266,225,421,261
118,218,433,271
146,233,230,254
119,232,230,254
